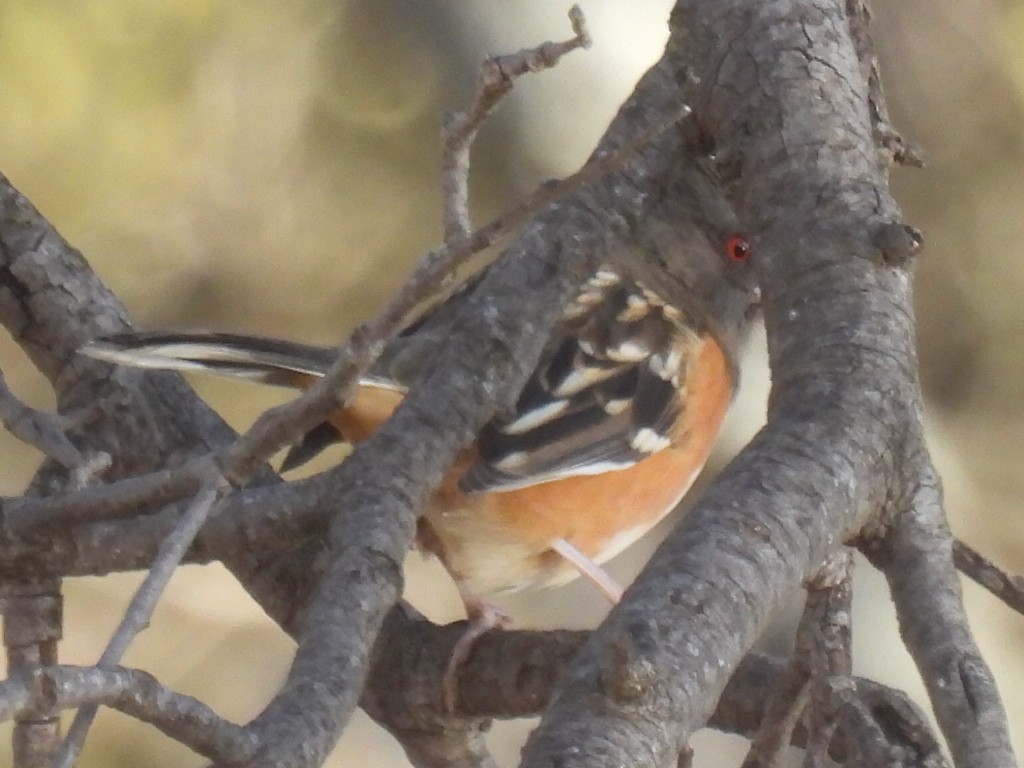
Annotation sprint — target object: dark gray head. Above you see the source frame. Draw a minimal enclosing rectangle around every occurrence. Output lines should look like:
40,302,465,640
615,158,760,368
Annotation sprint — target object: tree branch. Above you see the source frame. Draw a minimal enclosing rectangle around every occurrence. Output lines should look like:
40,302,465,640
519,1,1014,766
861,460,1015,768
52,472,229,768
741,553,853,768
219,53,727,765
0,665,256,763
1,579,62,768
441,5,590,244
0,4,1017,767
953,538,1024,616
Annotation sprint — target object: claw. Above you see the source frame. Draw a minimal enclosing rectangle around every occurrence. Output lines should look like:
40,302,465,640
444,594,512,713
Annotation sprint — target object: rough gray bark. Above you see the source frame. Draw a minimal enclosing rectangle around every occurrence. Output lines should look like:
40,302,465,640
0,2,1016,768
521,3,1013,768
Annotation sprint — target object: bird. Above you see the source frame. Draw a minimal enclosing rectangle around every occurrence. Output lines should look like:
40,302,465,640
83,164,759,705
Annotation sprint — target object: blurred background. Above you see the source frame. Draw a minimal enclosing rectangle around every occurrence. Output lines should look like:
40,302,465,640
0,1,1021,765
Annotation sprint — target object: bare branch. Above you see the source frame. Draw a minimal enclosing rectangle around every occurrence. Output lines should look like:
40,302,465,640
0,5,1016,768
0,612,945,768
517,0,992,764
360,610,505,768
236,51,733,762
0,665,255,763
441,5,590,244
720,655,947,768
3,456,209,532
741,569,837,767
953,538,1024,616
800,553,853,768
831,681,949,768
52,473,229,768
1,579,63,768
366,608,948,768
739,552,853,768
740,657,811,768
861,465,1014,768
844,0,925,168
0,368,111,489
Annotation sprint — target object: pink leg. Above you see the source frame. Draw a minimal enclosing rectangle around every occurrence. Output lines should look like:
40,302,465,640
550,538,624,604
444,591,512,712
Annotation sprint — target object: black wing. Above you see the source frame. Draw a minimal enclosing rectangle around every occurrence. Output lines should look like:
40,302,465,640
460,273,696,493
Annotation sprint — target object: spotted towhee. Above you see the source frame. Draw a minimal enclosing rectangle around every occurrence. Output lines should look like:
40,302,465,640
84,169,759,685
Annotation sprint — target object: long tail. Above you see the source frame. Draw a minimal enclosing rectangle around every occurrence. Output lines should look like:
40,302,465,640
82,331,405,470
82,331,340,389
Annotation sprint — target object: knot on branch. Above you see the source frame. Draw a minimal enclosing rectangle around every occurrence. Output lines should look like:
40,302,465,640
853,683,947,768
873,222,923,268
23,668,60,719
599,620,660,703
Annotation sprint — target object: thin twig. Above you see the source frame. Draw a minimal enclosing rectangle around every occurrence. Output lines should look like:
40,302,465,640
832,682,949,768
844,0,925,168
3,456,210,532
739,551,853,768
0,369,84,472
739,655,811,768
441,4,591,244
0,664,256,764
364,609,948,764
953,538,1024,615
1,578,63,768
0,368,112,492
16,64,691,547
800,552,853,768
51,473,229,768
212,13,590,485
213,11,652,491
862,473,1015,768
0,106,682,570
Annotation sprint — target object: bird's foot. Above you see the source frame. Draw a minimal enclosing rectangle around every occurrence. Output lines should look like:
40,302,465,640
444,595,512,713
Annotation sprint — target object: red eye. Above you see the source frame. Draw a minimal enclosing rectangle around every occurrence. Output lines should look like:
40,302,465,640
726,235,750,262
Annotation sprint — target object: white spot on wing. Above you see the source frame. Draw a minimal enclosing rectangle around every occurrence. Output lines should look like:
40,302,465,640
630,427,672,453
478,459,638,494
562,303,590,320
639,286,666,306
502,399,570,435
601,397,630,415
649,346,684,380
493,451,529,470
590,269,621,287
606,339,650,362
553,365,617,397
574,290,604,306
617,295,650,322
